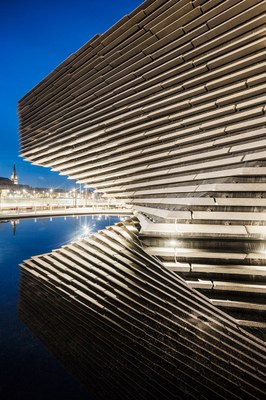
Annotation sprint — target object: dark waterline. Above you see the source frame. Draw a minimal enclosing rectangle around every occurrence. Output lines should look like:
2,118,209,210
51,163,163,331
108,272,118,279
0,215,122,400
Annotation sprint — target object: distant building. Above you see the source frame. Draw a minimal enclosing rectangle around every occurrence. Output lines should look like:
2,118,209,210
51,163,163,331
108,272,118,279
10,164,18,185
0,165,19,192
0,177,14,190
0,165,28,193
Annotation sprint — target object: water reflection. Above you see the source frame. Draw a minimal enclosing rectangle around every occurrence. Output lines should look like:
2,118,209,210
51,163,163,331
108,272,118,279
20,269,158,400
0,215,123,400
19,218,266,400
10,219,19,235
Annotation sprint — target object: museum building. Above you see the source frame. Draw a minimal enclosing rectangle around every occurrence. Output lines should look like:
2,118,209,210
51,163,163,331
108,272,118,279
18,1,266,398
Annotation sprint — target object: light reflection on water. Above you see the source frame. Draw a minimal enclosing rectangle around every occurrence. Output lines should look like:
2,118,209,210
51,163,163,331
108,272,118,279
0,215,122,400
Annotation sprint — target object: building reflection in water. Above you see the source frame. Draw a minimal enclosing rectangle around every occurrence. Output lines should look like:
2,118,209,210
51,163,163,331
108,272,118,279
19,218,266,400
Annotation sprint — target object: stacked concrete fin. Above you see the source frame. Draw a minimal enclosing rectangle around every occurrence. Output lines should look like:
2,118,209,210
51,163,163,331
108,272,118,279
20,218,266,400
17,0,266,365
18,0,266,217
18,0,266,335
140,232,266,335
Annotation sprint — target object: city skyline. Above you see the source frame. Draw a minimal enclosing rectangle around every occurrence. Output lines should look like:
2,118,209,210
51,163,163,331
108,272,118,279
0,0,142,189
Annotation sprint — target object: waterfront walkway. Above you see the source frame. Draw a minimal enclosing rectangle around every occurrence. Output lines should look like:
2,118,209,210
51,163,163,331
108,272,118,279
0,206,132,220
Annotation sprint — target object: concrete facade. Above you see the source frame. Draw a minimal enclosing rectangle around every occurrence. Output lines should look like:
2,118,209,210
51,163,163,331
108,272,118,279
18,0,266,330
20,218,266,400
18,1,266,397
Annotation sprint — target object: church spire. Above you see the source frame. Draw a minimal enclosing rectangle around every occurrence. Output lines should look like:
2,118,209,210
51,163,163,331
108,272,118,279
10,164,18,185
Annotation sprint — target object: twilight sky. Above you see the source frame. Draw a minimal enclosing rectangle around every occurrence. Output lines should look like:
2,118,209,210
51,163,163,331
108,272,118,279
0,0,142,189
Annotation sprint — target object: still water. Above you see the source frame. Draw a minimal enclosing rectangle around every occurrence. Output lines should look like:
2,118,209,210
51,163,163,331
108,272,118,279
0,215,122,400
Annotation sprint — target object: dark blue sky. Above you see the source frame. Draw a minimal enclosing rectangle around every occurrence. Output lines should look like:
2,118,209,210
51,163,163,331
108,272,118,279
0,0,142,189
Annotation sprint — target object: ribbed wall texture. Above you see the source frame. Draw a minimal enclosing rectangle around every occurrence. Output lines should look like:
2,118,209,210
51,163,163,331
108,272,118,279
18,0,266,331
20,218,266,400
18,0,266,236
18,0,266,229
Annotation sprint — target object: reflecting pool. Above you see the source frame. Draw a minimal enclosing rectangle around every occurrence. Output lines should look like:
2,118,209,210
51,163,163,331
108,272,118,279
0,215,122,400
2,215,266,400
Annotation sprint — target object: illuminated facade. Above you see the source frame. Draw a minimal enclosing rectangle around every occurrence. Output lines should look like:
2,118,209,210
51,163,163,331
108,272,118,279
18,0,266,397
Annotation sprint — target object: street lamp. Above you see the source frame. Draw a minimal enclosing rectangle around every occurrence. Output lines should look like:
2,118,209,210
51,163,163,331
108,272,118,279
49,188,53,211
33,190,36,213
72,189,77,208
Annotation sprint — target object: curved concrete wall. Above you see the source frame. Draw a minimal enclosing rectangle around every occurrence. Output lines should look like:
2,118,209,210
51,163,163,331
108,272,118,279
18,0,266,238
20,218,266,399
18,0,266,337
